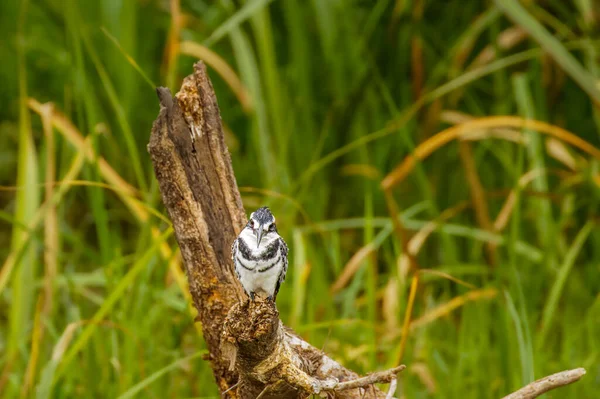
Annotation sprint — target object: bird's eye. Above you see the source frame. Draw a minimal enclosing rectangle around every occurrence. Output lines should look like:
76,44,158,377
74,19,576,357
270,224,276,231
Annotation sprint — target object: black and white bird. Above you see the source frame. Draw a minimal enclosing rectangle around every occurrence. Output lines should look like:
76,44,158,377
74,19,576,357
231,207,288,302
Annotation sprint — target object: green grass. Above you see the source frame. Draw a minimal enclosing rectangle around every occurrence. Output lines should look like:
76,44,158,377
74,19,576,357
1,1,599,398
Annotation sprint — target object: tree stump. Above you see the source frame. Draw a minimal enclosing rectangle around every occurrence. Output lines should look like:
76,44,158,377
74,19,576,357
148,62,401,398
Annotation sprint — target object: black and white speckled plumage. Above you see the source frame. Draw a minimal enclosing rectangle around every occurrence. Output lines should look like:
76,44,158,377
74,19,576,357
231,207,288,301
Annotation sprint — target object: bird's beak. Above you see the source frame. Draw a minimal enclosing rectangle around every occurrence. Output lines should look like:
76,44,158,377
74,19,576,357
255,224,264,248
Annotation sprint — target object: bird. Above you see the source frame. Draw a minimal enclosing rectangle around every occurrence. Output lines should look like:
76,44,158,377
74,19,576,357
231,207,288,302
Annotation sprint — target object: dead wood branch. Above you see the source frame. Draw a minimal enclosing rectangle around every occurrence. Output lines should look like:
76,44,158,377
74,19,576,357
148,62,403,398
335,366,405,391
501,368,586,399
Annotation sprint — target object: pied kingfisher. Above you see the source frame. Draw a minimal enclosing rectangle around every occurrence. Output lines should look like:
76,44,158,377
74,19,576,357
231,207,288,302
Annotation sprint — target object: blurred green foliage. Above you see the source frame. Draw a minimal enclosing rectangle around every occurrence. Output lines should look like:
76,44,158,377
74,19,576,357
1,0,599,398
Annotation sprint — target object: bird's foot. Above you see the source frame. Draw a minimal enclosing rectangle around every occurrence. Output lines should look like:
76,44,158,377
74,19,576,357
267,295,274,302
250,292,256,302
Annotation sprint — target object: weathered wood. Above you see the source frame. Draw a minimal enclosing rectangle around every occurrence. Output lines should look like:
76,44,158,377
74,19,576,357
148,63,246,392
148,62,401,398
501,368,586,399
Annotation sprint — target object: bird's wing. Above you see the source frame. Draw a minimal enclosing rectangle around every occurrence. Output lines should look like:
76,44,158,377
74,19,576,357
274,237,288,299
231,239,241,281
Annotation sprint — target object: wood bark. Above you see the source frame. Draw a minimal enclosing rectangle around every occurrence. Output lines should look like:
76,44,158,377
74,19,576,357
148,62,398,398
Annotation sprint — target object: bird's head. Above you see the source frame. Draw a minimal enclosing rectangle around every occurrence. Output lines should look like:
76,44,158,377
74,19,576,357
246,207,277,248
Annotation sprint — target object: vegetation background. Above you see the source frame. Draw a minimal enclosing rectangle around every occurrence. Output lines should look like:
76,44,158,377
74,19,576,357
1,0,599,397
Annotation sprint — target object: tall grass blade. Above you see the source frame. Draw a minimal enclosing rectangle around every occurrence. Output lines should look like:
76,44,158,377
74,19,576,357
9,0,40,381
539,221,594,345
81,28,148,193
53,228,173,384
100,27,156,90
116,351,207,399
496,0,600,103
205,0,276,47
